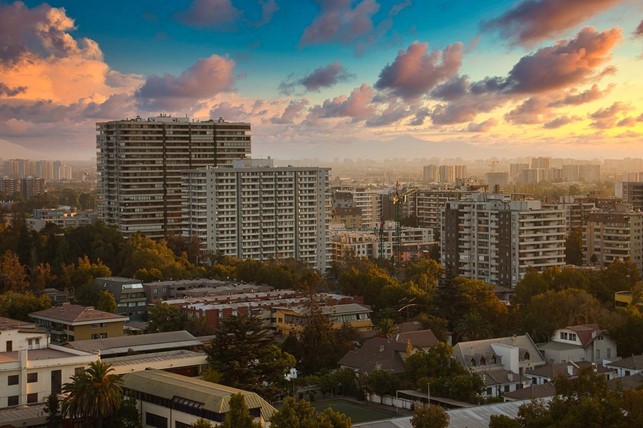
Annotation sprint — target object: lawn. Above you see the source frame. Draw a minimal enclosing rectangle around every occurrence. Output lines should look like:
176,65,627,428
312,398,399,424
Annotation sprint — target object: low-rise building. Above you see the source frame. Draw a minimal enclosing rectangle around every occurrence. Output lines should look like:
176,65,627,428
275,303,373,336
0,317,48,352
107,350,208,377
30,303,128,343
27,206,97,231
123,369,277,427
525,361,616,385
94,277,147,320
605,354,643,378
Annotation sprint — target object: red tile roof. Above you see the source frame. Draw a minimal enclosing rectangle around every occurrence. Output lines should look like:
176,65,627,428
30,304,128,324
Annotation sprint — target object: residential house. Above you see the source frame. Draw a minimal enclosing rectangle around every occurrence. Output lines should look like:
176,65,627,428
503,383,556,402
453,334,545,399
122,369,276,427
525,361,616,385
539,324,617,364
30,303,128,343
605,354,643,378
339,330,439,374
0,317,48,352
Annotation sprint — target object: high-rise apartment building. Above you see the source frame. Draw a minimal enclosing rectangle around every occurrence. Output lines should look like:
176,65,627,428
96,115,251,238
423,165,439,183
621,182,643,211
0,177,46,198
441,194,566,288
584,204,643,273
531,157,551,170
181,159,330,271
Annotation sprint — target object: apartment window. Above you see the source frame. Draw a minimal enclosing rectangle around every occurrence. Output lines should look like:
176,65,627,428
146,412,168,428
6,340,12,352
8,396,19,406
75,367,84,376
27,393,38,403
27,373,38,383
7,375,19,386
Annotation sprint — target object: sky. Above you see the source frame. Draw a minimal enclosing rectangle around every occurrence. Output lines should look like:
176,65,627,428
0,0,642,161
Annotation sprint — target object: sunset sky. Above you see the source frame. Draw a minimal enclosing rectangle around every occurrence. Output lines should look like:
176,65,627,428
1,0,642,161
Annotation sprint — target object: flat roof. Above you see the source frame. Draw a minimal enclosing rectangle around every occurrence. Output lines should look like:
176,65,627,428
66,331,201,356
107,350,207,367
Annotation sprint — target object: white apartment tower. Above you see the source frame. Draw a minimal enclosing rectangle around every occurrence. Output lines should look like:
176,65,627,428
441,194,566,288
96,115,251,238
182,159,330,271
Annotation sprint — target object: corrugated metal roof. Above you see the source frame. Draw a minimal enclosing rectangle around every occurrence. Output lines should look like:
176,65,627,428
66,330,201,355
122,369,277,420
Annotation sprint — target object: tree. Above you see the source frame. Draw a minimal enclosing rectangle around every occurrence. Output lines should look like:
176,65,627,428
190,420,213,428
565,228,584,266
411,404,449,428
97,290,117,312
489,414,521,428
118,234,192,280
366,369,398,400
270,397,350,428
221,393,262,428
61,256,111,291
44,393,62,428
454,311,492,341
146,303,188,333
0,291,51,321
205,316,294,399
31,262,55,294
376,318,399,338
0,250,29,292
61,360,123,428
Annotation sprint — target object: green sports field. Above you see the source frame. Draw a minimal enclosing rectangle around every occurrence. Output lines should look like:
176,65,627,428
312,399,399,424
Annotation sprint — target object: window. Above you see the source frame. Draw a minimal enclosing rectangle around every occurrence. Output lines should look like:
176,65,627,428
8,375,19,386
27,373,38,383
607,348,611,359
596,349,601,360
8,396,19,406
6,340,12,352
51,370,62,394
176,423,190,428
146,412,168,428
75,367,84,376
27,393,38,403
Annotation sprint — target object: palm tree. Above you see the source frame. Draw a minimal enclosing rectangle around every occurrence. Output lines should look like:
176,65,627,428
61,360,123,427
454,311,492,341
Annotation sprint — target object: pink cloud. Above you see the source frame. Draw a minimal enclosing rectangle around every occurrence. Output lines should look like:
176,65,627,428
175,0,241,30
465,118,498,132
307,83,375,122
505,97,550,124
543,115,578,129
271,99,309,124
483,0,622,46
548,84,612,107
375,41,463,100
504,27,622,93
280,61,353,94
635,20,643,37
300,0,380,46
136,55,236,111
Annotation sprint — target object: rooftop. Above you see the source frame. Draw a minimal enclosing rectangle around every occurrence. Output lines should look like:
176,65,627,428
0,316,35,331
123,369,276,420
30,304,129,324
66,330,200,356
606,354,643,370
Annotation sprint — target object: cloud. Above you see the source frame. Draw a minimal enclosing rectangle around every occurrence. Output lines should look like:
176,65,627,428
255,0,279,27
271,99,309,124
636,20,643,37
409,107,430,126
548,84,612,107
543,115,578,129
431,76,470,101
279,61,353,94
465,118,498,132
390,0,412,17
175,0,242,30
307,83,375,122
482,0,621,46
300,0,380,46
375,41,463,100
135,55,236,110
365,101,413,127
0,83,27,97
505,97,550,124
0,1,103,66
503,27,622,93
589,102,630,128
616,114,643,127
82,93,136,119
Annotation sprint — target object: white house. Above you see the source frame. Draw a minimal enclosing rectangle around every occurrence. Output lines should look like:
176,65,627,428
539,324,617,364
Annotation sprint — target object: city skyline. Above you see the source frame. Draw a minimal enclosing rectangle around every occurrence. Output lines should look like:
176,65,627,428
0,0,642,161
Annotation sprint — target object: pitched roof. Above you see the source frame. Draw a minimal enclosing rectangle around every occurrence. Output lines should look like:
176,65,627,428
122,369,276,421
526,361,613,379
606,354,643,370
454,334,544,369
566,324,604,347
65,330,200,356
394,330,439,349
339,337,407,374
0,316,35,331
503,383,556,401
608,373,643,391
479,368,527,386
30,304,128,324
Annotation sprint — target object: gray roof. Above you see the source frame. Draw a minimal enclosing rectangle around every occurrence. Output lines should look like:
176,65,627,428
107,350,207,367
0,316,35,330
0,403,47,426
339,337,407,374
538,341,582,352
122,369,276,421
353,400,551,428
65,330,201,356
503,383,556,401
606,354,643,370
454,334,544,369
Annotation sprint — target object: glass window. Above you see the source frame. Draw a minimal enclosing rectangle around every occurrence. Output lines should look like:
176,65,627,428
8,396,19,406
8,375,19,386
27,373,38,383
27,393,38,403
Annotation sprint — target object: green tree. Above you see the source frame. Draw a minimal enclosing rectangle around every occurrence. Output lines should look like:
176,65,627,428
489,414,521,428
565,228,584,266
44,393,62,428
118,234,192,281
270,397,350,428
454,311,492,341
376,317,399,338
366,369,398,400
221,393,262,428
190,420,213,428
97,290,117,313
61,361,123,428
0,291,51,321
61,256,111,292
411,404,449,428
146,303,188,333
205,316,294,399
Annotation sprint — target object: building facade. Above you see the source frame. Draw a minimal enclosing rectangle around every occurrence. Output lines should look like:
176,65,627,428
182,159,330,271
96,115,251,238
442,194,566,288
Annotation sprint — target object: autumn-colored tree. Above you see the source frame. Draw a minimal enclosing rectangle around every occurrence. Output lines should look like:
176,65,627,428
0,250,30,292
270,397,351,428
30,262,55,294
411,404,449,428
0,292,51,321
97,290,117,313
61,256,111,291
118,234,191,280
